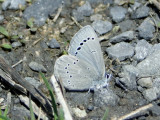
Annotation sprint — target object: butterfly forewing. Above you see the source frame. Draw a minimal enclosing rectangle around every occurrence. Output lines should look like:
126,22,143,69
68,25,105,78
54,55,99,91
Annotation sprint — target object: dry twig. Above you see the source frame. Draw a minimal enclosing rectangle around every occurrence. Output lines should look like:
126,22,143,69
50,74,73,120
148,0,160,11
118,103,153,120
71,16,83,28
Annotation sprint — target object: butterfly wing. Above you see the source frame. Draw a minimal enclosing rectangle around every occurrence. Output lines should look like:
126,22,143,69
54,55,99,91
68,25,105,79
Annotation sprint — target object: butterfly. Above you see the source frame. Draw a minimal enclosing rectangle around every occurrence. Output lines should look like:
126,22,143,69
54,25,111,91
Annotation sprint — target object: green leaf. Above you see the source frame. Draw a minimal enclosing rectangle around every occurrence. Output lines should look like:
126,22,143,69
0,116,10,120
129,0,135,4
27,18,34,28
0,26,9,37
58,108,64,120
112,25,120,33
102,108,109,120
3,106,8,117
39,72,59,119
62,50,68,55
11,35,19,39
1,43,12,50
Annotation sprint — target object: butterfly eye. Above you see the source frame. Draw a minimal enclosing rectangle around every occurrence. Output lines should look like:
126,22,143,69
87,37,90,40
92,38,94,40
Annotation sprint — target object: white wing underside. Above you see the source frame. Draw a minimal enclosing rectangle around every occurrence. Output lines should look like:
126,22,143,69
54,55,99,91
68,25,105,77
54,25,106,91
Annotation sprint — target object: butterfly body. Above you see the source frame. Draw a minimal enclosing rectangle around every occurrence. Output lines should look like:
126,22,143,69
54,25,110,91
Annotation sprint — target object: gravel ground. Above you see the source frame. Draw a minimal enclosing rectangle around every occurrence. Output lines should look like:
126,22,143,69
0,0,160,120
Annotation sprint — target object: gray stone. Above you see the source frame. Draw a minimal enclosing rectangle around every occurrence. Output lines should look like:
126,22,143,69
136,50,160,77
88,0,113,5
153,78,160,89
72,10,84,22
142,87,158,101
0,15,4,22
90,14,102,21
94,89,119,106
119,65,139,90
77,1,93,17
11,106,30,120
150,43,160,55
119,20,136,32
73,1,93,21
87,105,94,111
11,42,22,48
92,20,112,35
29,61,47,72
110,31,134,43
134,40,152,61
106,42,134,61
2,0,26,10
23,0,62,26
110,6,127,23
122,65,139,77
138,18,155,40
25,77,41,88
130,2,141,11
149,104,160,116
131,6,149,19
47,38,60,49
137,77,153,88
40,41,48,49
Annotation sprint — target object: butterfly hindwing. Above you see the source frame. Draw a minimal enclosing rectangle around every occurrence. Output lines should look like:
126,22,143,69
54,55,99,91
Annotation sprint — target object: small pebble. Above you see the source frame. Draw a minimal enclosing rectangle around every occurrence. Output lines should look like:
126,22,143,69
29,61,47,72
119,20,136,32
106,42,134,61
87,105,94,111
131,6,149,19
134,40,152,61
25,77,41,88
119,65,139,90
23,0,62,26
110,6,127,23
137,77,153,88
110,31,134,43
73,1,93,21
77,1,93,17
136,50,160,77
92,20,112,35
138,17,155,40
73,107,87,118
90,14,102,21
149,104,160,116
0,15,4,22
2,0,26,10
142,87,158,101
130,2,141,11
47,38,60,49
11,42,22,48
